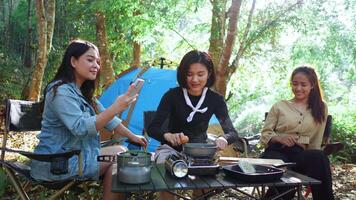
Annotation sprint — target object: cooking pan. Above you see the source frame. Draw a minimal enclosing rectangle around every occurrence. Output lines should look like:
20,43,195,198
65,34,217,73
222,164,286,183
183,143,218,158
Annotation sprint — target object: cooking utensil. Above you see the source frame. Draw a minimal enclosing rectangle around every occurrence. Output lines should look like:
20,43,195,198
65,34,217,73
222,164,284,183
183,143,218,158
188,164,220,176
117,150,152,184
165,154,189,178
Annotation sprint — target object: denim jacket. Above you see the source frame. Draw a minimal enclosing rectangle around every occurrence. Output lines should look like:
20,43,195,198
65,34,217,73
30,82,121,181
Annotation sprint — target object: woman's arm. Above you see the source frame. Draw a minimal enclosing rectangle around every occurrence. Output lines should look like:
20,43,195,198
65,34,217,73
260,103,299,148
147,92,172,143
215,95,239,145
260,105,280,147
113,124,147,147
95,85,136,131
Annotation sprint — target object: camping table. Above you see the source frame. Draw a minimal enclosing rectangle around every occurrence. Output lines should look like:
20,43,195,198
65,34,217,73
112,163,321,200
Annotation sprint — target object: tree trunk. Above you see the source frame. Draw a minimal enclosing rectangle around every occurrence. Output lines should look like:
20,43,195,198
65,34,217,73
208,0,226,71
230,0,255,77
26,0,55,101
96,12,115,90
214,0,242,96
45,0,55,54
132,41,141,67
6,0,13,52
23,0,33,68
0,0,4,48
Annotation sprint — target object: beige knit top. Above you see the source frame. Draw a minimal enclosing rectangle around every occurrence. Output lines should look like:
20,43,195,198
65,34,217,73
260,100,328,150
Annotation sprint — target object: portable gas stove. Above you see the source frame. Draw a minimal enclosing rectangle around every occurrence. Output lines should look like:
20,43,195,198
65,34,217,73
185,155,220,176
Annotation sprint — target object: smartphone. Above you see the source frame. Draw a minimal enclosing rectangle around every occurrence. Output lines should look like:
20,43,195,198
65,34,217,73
129,78,144,97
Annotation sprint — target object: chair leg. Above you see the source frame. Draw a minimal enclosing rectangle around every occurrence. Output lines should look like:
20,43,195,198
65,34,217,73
4,167,30,200
82,182,92,200
48,181,76,200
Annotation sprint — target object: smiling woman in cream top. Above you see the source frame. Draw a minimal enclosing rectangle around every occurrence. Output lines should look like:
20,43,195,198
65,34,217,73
259,66,334,200
261,100,327,150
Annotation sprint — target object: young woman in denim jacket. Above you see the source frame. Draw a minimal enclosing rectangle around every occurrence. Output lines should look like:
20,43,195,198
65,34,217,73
30,40,147,199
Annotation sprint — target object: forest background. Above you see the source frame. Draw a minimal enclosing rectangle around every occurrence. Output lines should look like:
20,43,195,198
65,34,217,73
0,0,355,162
0,0,355,198
0,0,356,162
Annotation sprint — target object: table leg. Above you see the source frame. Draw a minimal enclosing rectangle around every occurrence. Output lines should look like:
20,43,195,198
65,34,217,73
297,185,302,200
123,192,130,200
270,188,297,200
166,190,191,200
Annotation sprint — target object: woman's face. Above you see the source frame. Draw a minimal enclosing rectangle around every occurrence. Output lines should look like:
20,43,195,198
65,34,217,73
291,72,313,102
71,48,100,86
186,63,209,95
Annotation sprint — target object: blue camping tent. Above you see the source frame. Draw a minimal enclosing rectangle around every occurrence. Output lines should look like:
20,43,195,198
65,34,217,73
99,67,218,152
99,67,178,152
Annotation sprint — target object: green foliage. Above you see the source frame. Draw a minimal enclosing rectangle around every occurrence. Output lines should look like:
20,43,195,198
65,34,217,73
0,0,354,164
0,55,31,102
229,0,355,164
330,107,356,163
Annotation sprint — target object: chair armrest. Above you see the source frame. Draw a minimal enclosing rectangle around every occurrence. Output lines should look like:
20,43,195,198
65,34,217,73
0,147,80,162
233,137,249,155
322,142,344,156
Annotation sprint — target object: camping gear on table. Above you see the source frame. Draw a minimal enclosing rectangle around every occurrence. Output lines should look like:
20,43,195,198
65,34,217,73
165,143,220,177
183,143,218,158
165,154,189,178
97,150,152,184
222,162,296,183
116,150,152,184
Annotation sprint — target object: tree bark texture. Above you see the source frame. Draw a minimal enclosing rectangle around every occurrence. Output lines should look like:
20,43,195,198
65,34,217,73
6,0,13,52
23,0,33,68
230,0,256,76
45,0,55,53
208,0,226,70
132,41,141,68
96,12,115,90
0,0,5,47
215,0,242,97
26,0,55,101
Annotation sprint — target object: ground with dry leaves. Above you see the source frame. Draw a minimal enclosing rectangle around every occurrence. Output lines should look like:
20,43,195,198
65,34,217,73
0,131,355,199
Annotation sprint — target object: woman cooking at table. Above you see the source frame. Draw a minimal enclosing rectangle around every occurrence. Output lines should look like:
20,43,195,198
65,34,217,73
260,66,334,200
147,50,243,163
148,50,243,199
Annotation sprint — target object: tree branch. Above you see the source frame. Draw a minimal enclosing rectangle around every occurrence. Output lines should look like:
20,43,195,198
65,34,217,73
218,0,242,74
230,0,256,75
229,0,303,75
169,28,196,49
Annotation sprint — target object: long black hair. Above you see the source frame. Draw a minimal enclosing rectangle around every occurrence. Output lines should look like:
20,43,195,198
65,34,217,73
291,66,326,124
177,50,216,88
43,39,99,106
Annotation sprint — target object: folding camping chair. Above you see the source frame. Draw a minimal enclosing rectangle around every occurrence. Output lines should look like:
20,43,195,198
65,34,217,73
0,99,90,200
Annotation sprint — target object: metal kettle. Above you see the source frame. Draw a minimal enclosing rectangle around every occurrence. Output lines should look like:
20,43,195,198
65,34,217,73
117,150,152,184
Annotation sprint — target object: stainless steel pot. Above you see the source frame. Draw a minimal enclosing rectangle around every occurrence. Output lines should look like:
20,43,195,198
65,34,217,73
117,150,152,184
183,143,218,158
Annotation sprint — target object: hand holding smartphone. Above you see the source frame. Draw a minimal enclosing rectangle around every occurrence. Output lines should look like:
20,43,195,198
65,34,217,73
129,78,144,97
